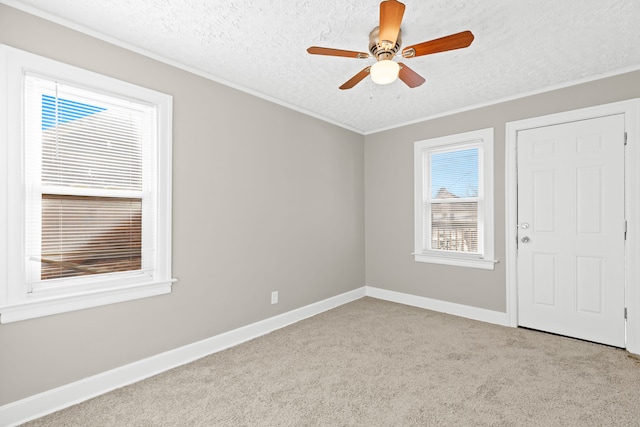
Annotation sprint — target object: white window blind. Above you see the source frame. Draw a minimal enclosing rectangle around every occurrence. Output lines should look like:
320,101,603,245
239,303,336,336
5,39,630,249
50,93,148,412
427,146,480,253
41,195,142,280
24,75,156,287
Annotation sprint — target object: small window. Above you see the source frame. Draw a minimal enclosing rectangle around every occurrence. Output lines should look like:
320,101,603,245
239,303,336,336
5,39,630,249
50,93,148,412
414,128,495,269
0,45,174,322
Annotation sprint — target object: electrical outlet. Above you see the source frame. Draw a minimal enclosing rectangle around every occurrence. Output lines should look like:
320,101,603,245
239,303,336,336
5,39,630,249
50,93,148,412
271,291,278,304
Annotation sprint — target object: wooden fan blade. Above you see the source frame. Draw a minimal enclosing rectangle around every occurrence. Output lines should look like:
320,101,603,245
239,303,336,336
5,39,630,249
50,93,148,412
379,0,405,47
339,67,371,90
398,63,425,88
402,30,474,58
307,46,370,59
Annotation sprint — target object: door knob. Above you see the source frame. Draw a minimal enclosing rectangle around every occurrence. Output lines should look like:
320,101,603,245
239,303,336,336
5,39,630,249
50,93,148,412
521,236,530,243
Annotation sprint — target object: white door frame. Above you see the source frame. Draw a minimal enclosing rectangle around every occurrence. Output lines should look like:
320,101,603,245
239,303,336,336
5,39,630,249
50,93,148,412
505,98,640,353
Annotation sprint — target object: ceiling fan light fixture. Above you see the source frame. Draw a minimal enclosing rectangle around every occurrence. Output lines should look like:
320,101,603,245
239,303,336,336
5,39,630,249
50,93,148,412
307,0,474,90
370,59,400,85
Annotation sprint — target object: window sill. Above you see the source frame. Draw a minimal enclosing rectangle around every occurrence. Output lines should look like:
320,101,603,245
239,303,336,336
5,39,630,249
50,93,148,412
0,279,176,323
414,253,497,270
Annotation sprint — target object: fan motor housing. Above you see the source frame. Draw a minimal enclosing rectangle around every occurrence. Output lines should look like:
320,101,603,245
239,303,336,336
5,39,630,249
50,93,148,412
369,26,402,61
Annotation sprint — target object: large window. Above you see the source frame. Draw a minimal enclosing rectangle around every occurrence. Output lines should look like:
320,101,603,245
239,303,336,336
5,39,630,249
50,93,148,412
0,45,174,322
414,128,495,269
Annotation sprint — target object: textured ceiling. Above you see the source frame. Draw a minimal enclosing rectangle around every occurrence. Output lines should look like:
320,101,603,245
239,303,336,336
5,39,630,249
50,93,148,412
4,0,640,134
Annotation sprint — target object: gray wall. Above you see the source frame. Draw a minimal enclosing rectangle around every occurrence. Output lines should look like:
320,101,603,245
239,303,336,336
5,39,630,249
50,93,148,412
365,69,640,312
3,2,640,410
0,5,364,405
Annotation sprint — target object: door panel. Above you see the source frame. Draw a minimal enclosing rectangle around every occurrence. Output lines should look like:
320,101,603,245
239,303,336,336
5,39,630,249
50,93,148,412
532,252,556,306
517,114,625,347
575,256,604,314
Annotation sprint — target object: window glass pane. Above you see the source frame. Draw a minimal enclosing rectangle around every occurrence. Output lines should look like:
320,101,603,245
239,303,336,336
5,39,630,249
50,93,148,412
430,148,478,199
24,75,156,285
430,201,478,252
41,195,142,280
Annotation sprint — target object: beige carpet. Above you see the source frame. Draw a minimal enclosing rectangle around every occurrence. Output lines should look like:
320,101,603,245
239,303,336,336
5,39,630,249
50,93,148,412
23,297,640,426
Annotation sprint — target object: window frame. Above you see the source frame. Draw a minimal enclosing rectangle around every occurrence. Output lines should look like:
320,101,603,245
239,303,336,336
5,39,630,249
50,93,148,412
413,127,496,270
0,45,174,323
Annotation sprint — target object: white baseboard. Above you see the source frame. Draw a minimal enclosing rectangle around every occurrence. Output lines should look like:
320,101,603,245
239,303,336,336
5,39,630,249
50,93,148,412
0,287,366,427
1,285,508,426
365,286,511,327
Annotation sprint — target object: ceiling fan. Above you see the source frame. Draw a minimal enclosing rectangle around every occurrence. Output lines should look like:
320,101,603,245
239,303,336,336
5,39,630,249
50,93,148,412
307,0,474,90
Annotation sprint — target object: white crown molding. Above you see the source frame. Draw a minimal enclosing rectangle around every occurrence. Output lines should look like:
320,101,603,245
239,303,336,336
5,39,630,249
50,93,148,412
4,0,640,136
365,63,640,135
0,0,364,135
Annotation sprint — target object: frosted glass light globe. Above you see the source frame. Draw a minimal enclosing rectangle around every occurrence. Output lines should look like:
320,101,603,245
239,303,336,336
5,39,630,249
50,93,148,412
370,60,400,85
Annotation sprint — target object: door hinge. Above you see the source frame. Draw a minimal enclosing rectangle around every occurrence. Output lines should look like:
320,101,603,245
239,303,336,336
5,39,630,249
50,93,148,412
625,132,628,145
625,307,628,320
625,220,628,240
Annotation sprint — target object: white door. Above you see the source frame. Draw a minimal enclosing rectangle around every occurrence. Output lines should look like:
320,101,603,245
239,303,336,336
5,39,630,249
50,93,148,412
517,114,626,347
